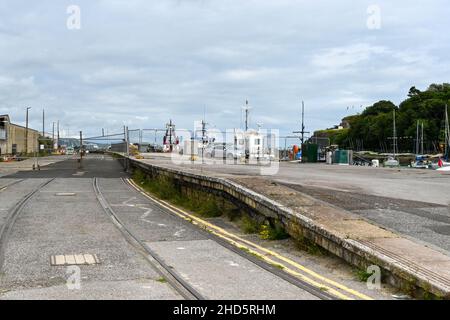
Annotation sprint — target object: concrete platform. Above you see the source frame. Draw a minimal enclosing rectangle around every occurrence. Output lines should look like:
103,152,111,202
131,156,450,298
147,239,319,300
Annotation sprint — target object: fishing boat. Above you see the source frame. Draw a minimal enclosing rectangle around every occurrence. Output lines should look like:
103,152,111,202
162,119,180,153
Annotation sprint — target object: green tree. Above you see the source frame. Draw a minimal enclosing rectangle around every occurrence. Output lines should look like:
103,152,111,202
344,84,450,153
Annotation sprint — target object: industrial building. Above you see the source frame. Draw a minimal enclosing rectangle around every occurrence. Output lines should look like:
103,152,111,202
0,114,40,156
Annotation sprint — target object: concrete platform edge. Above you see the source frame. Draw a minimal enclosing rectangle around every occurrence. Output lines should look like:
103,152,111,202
129,157,450,299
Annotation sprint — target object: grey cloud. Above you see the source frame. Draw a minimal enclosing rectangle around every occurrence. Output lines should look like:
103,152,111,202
0,0,449,137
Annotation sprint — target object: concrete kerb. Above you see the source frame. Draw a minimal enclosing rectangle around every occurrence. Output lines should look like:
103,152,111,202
128,158,449,299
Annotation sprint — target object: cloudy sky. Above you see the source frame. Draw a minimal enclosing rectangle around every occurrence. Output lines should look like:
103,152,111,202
0,0,449,140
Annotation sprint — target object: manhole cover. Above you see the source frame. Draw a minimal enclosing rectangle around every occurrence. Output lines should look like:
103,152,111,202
50,254,100,266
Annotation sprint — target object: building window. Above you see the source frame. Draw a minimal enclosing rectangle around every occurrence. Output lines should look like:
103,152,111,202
0,120,6,140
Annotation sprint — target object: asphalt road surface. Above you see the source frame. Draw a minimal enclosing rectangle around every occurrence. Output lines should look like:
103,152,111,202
140,154,450,256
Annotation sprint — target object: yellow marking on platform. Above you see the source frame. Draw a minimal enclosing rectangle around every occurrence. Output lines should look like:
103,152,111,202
127,178,374,300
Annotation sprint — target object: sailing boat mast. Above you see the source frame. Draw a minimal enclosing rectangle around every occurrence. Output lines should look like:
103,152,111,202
445,104,449,160
416,120,419,155
393,109,397,158
421,121,424,155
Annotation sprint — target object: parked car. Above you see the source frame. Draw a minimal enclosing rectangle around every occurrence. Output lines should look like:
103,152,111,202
205,143,242,159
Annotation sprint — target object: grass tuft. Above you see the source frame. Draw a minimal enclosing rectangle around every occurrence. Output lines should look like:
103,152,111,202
240,215,260,234
156,277,167,283
132,169,289,241
354,268,373,282
132,169,222,218
259,222,289,241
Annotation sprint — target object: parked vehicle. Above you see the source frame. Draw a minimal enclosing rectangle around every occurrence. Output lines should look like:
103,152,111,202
66,147,75,155
205,143,243,159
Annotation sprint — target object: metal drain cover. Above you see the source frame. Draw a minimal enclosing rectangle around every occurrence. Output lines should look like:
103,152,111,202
50,254,100,266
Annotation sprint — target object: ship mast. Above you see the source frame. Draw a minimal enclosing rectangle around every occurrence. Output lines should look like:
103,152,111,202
393,109,398,158
445,104,449,159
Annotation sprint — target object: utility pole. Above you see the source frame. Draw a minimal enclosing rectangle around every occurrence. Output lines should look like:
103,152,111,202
79,131,83,169
243,100,251,162
52,122,55,150
126,126,130,168
123,126,130,171
190,135,194,164
293,101,310,146
243,100,250,131
168,120,173,152
57,120,60,150
301,101,305,144
42,109,45,137
234,128,238,165
201,119,207,164
25,107,31,154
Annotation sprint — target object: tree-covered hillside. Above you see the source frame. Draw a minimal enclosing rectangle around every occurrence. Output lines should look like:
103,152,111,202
336,84,450,153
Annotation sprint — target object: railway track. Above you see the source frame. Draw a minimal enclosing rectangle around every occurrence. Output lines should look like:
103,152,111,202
0,178,55,271
123,177,374,300
0,175,371,300
0,179,24,192
93,177,205,300
94,176,346,300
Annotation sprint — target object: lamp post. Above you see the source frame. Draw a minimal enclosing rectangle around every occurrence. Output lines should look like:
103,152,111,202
25,107,31,155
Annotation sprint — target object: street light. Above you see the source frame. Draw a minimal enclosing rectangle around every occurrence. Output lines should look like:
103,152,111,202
25,107,31,154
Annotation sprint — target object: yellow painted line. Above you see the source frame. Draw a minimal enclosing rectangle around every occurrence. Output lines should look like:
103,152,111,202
126,178,357,300
206,226,352,299
0,187,6,192
127,178,373,300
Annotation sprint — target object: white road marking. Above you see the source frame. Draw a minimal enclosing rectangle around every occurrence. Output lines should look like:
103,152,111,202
174,228,185,237
110,196,168,226
226,260,240,267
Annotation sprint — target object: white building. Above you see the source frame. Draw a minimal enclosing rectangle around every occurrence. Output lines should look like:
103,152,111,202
234,129,276,159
